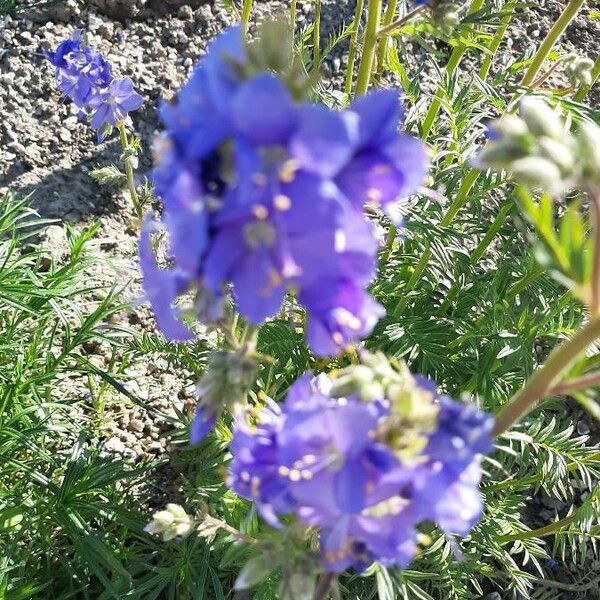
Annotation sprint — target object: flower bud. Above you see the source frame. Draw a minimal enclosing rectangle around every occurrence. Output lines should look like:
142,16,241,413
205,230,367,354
537,136,575,175
565,56,594,87
578,121,600,184
145,504,194,541
475,139,528,170
490,114,529,139
510,156,563,193
519,97,564,140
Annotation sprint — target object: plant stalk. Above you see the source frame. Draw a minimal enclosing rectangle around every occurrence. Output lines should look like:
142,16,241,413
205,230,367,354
354,0,383,95
345,0,365,94
313,573,336,600
421,0,485,139
290,0,297,32
117,121,142,221
478,0,517,80
520,0,585,87
551,371,600,397
376,3,425,38
374,0,398,75
242,0,253,34
591,188,600,315
493,316,600,436
313,0,321,67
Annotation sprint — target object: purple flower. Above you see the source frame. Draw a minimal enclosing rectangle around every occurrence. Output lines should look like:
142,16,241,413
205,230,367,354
335,90,429,222
138,218,194,342
88,77,143,129
46,30,112,107
144,25,430,357
227,364,494,573
190,405,218,445
47,31,142,140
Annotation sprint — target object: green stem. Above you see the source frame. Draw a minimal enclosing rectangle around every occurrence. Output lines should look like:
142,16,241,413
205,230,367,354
520,0,585,87
313,573,336,600
574,55,600,101
242,0,253,34
374,0,398,75
498,513,577,543
117,122,142,221
493,316,600,436
470,200,514,265
392,169,480,317
313,0,321,67
290,0,297,33
345,0,365,95
552,370,600,396
478,0,517,81
438,200,512,315
376,4,426,38
421,0,485,139
354,0,383,95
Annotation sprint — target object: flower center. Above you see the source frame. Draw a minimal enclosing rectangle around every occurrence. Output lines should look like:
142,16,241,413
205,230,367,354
244,220,277,248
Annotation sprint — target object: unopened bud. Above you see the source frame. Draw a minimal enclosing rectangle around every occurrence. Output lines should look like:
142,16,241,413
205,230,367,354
519,97,564,140
578,121,600,184
475,139,528,170
510,156,563,193
565,56,594,87
537,137,575,175
490,114,529,139
145,504,194,541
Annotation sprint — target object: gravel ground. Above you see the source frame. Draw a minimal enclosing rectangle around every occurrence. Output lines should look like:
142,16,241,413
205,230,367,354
0,0,599,590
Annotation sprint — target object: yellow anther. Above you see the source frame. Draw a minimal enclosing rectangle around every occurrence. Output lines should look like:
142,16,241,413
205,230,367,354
274,194,292,211
278,466,290,476
372,164,391,175
289,469,302,482
279,159,299,183
366,188,382,203
252,204,269,220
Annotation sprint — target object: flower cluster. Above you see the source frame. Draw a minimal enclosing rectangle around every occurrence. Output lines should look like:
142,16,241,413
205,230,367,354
141,26,428,356
228,355,494,572
46,30,143,140
475,96,600,193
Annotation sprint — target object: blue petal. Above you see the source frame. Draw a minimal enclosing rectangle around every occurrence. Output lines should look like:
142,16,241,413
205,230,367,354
190,405,217,444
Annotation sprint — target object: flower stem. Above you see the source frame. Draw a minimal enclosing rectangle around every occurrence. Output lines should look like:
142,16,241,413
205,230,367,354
374,0,397,76
392,169,480,317
242,0,253,34
574,55,600,101
313,573,336,600
520,0,585,87
478,0,517,80
313,0,321,67
116,121,142,221
551,370,600,396
376,4,425,38
498,512,577,543
421,0,485,139
590,188,600,315
493,315,600,436
354,0,383,95
344,0,365,94
290,0,297,32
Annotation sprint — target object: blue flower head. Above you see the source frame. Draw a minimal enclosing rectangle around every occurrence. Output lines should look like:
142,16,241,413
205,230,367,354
143,25,429,357
228,363,494,573
47,30,142,140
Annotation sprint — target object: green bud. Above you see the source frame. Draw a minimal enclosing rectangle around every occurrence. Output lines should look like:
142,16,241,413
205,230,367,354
510,156,563,193
537,136,575,176
578,121,600,184
477,139,529,169
492,114,529,139
519,97,564,140
565,56,594,87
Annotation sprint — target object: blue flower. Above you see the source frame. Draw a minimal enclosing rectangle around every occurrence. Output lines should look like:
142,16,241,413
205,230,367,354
47,31,142,140
144,25,429,357
227,365,494,573
87,77,143,129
